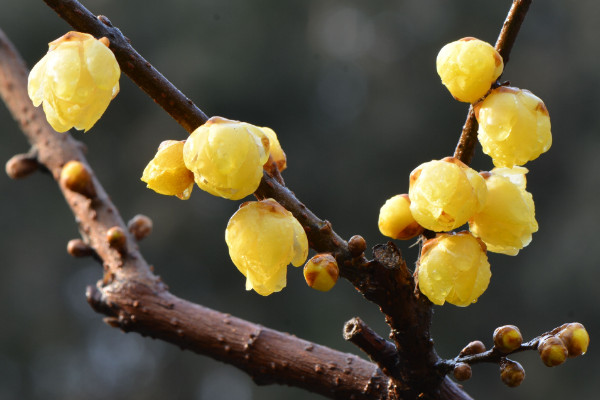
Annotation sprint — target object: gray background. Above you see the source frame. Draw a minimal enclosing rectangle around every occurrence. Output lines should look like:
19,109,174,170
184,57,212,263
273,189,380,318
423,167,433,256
1,0,598,399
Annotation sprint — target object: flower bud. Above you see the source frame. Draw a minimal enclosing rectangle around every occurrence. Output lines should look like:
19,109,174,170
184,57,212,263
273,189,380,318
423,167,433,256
303,254,339,292
436,37,503,103
183,117,271,200
500,359,525,387
469,167,537,255
417,231,491,306
460,340,486,356
106,226,127,253
475,86,551,167
378,194,424,240
348,235,367,258
261,127,286,171
493,325,523,354
67,238,95,258
409,158,486,232
453,363,472,381
127,214,153,241
225,199,308,296
557,323,589,358
60,160,96,197
28,32,120,132
141,140,194,200
538,336,568,367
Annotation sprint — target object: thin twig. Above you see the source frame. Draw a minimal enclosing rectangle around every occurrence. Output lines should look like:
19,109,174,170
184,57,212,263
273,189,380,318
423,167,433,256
453,0,533,165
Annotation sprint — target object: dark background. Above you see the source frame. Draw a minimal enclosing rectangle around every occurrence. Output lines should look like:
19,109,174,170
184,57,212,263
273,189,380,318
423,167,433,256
1,1,598,399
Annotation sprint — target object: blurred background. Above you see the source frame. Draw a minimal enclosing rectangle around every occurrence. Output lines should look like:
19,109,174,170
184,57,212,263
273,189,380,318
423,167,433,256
1,0,598,399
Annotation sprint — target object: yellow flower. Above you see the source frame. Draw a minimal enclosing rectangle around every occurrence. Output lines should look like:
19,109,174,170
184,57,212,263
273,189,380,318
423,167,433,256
28,32,120,132
225,199,308,296
183,117,270,200
141,140,194,200
475,86,552,167
417,231,491,307
378,194,423,240
469,167,538,255
409,157,487,232
436,37,503,103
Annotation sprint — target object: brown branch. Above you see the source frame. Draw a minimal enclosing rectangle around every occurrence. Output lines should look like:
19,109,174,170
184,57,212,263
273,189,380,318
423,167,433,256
2,0,535,397
0,27,389,400
0,23,474,400
453,0,533,165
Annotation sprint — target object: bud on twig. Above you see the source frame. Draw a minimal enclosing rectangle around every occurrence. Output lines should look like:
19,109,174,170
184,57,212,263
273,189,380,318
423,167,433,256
127,214,153,241
460,340,486,356
6,153,40,179
453,362,472,381
60,160,96,198
557,323,589,358
348,235,367,257
303,254,339,292
67,238,95,258
538,336,568,367
493,325,522,354
106,226,127,253
500,359,525,387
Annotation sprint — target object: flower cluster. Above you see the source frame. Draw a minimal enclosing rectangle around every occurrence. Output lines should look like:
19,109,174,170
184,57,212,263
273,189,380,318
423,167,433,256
378,36,552,306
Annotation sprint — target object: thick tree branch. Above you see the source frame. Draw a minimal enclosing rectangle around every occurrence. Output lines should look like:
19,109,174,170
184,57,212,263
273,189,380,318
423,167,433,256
453,0,532,165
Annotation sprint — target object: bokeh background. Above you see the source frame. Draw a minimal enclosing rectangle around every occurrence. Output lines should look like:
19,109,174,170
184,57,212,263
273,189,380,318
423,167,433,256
1,0,598,399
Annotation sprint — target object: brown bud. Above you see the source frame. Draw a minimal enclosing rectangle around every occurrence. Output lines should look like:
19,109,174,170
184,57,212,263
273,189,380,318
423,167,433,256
500,359,525,387
460,340,486,356
538,336,568,367
493,325,522,354
6,153,39,179
453,362,472,381
60,160,96,197
348,235,367,257
557,323,590,358
67,238,95,258
106,226,127,253
127,214,153,241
